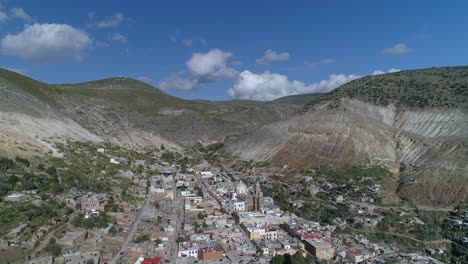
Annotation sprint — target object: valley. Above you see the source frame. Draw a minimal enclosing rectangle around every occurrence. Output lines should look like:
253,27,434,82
0,67,467,263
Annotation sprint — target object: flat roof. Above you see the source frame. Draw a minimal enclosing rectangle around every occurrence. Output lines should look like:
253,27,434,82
6,193,27,198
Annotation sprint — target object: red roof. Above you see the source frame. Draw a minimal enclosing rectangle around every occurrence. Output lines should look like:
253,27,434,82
142,257,162,264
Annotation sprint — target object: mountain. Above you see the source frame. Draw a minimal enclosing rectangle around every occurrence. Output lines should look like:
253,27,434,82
229,67,468,206
0,68,303,158
1,66,467,206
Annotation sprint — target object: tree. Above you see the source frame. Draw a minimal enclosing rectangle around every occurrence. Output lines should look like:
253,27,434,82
133,234,150,243
45,238,62,257
197,212,205,219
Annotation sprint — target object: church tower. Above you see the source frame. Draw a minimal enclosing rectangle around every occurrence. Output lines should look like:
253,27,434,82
253,181,263,211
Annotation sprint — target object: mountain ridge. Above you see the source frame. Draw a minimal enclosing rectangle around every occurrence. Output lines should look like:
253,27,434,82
1,66,467,206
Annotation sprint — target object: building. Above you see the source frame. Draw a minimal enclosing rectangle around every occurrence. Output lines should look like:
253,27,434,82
96,148,105,153
264,228,278,240
134,256,162,264
60,251,100,264
228,199,246,212
28,256,53,264
56,231,86,247
200,171,213,178
178,242,199,258
198,247,223,261
236,181,248,194
233,211,290,226
253,181,263,211
304,240,335,260
4,193,29,202
243,224,266,240
81,194,107,212
110,157,121,164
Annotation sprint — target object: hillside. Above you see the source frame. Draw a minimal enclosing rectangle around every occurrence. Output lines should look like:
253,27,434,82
304,67,468,111
230,67,468,206
0,68,304,158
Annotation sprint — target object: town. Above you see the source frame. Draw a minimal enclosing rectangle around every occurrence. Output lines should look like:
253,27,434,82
0,142,466,264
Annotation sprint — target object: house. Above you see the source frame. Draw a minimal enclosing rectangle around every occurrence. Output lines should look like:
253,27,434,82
151,186,165,194
180,190,192,197
56,231,86,247
243,224,266,240
229,199,246,212
347,250,364,263
335,195,344,203
28,256,53,264
264,228,278,240
134,256,162,264
449,219,463,226
66,195,81,206
81,193,107,212
110,157,121,164
60,251,100,264
176,181,189,188
200,171,213,178
304,240,335,260
178,242,198,258
96,148,105,153
198,247,222,261
4,193,29,202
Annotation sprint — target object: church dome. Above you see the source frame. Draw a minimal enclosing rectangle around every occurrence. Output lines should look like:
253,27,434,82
236,180,247,194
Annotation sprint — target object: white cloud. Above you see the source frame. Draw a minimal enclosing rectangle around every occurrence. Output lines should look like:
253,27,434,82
186,49,238,81
228,71,360,101
11,7,31,21
256,49,289,65
159,49,238,91
1,23,92,63
182,39,192,47
382,43,413,55
372,68,400,75
96,12,124,28
111,33,127,43
0,11,7,23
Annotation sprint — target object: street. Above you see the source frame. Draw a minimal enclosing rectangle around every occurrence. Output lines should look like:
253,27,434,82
111,191,152,264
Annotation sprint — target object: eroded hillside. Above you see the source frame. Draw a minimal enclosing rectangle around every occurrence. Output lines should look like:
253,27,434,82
0,68,303,157
230,68,468,206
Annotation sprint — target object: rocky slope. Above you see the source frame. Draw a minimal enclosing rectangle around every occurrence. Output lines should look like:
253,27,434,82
230,67,468,206
0,68,302,158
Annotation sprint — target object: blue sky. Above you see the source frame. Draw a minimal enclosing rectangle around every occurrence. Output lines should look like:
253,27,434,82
0,0,467,101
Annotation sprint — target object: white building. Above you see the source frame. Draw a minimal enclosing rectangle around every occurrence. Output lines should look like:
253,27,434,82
178,242,199,258
200,171,213,178
96,148,105,153
4,193,29,202
151,186,165,194
229,199,246,212
110,158,121,165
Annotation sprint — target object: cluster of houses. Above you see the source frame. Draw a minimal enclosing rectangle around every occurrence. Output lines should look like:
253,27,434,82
10,146,458,264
